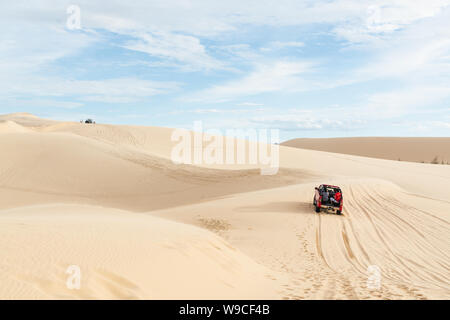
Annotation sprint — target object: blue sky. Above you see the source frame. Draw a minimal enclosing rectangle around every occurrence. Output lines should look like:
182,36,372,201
1,0,450,140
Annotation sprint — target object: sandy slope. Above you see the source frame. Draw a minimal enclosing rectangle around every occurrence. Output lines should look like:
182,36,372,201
0,113,449,299
0,204,281,299
0,120,33,133
152,180,450,299
282,137,450,164
0,130,309,211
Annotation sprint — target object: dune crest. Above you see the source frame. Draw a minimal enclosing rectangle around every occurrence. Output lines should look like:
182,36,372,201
282,137,450,164
0,120,32,134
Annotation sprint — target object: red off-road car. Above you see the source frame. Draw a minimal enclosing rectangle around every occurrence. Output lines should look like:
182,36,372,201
313,184,343,215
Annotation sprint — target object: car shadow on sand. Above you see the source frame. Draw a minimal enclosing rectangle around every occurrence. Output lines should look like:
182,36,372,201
235,201,315,214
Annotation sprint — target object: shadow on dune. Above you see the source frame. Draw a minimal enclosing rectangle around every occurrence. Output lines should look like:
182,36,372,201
235,201,314,214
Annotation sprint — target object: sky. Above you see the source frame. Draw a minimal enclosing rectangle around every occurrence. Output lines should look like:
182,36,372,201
1,0,450,140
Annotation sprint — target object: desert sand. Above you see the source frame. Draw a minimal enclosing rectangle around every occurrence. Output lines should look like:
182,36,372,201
0,113,449,299
282,137,450,164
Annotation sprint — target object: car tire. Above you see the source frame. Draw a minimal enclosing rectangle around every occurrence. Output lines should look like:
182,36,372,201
336,210,342,215
315,205,320,213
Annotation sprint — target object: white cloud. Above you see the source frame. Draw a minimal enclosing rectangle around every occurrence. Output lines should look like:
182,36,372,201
360,39,450,79
334,0,450,44
250,114,366,131
216,44,261,61
363,86,450,119
0,24,95,76
4,99,84,110
166,107,267,116
354,12,450,81
123,31,225,71
1,0,450,132
237,102,264,106
261,41,304,51
0,77,180,104
429,121,450,129
74,0,361,35
392,119,450,134
185,61,315,102
1,1,425,74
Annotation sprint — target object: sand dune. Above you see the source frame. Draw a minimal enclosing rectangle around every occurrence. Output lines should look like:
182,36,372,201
153,179,450,299
282,137,450,164
0,129,309,211
0,120,32,133
0,113,56,128
0,113,449,299
0,204,281,299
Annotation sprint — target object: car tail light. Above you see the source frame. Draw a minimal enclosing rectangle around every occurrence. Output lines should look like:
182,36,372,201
318,196,322,208
339,201,343,211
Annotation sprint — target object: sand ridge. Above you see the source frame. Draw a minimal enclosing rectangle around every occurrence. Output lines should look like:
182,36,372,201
282,137,450,164
0,113,449,299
